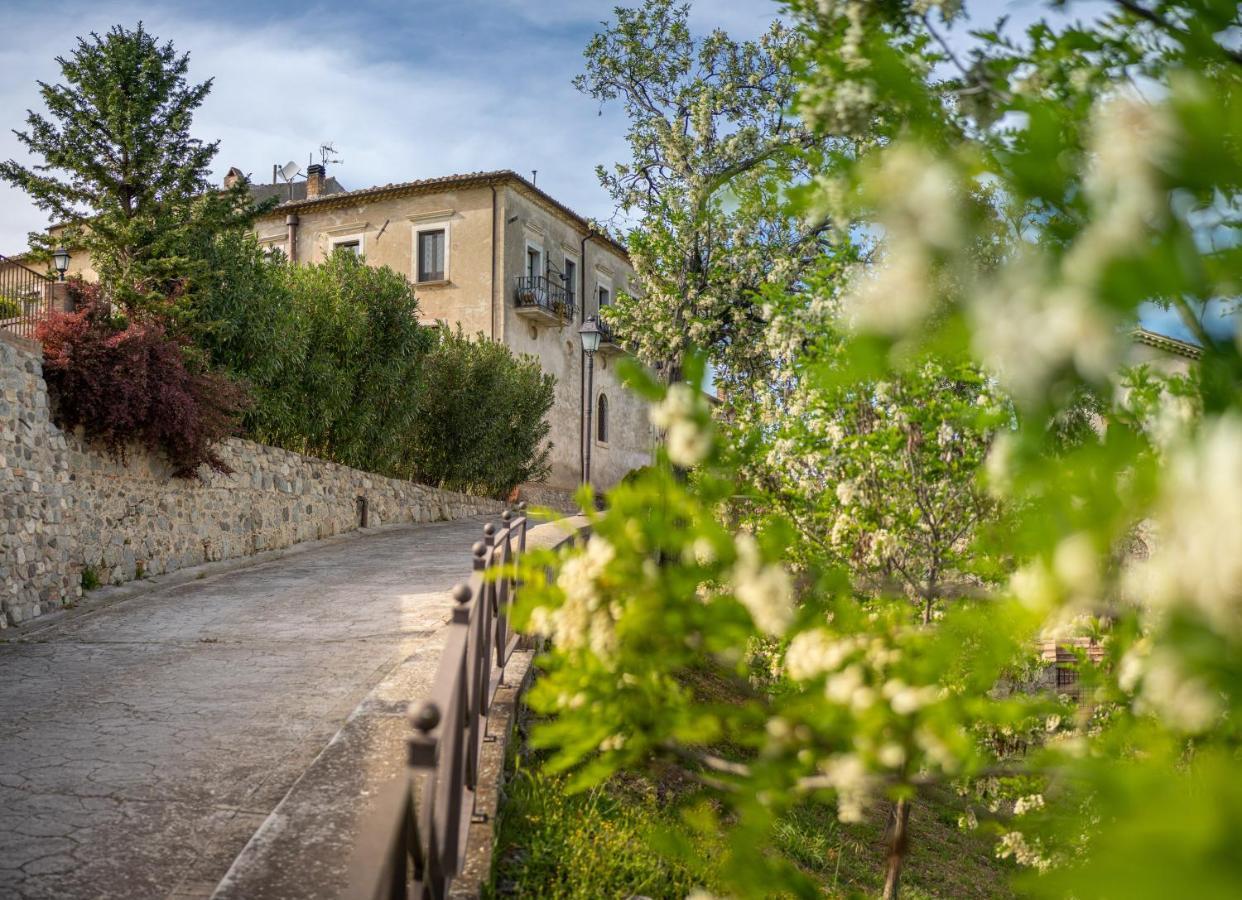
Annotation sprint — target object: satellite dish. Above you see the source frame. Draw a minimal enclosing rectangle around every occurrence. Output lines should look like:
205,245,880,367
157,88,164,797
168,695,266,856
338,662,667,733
279,160,299,181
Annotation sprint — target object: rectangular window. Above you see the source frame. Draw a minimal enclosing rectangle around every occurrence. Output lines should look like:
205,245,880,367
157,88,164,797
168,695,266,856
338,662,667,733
417,229,446,282
564,258,577,305
598,285,611,308
333,239,361,256
527,246,543,279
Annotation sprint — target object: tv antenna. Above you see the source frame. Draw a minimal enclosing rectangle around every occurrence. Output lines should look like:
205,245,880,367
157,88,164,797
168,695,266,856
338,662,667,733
318,142,343,168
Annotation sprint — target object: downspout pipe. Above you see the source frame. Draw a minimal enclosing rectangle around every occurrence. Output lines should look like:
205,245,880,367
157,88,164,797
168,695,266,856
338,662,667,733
490,184,498,341
579,231,595,485
285,213,299,263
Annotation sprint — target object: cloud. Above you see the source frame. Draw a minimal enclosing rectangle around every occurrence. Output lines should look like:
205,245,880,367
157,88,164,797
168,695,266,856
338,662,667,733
0,0,675,251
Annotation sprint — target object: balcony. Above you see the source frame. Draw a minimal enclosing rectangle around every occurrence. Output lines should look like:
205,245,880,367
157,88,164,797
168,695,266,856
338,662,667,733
597,314,622,351
514,275,574,325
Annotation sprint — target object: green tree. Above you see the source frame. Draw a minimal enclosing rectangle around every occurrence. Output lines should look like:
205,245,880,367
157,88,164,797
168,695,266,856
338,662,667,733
186,231,307,442
278,252,434,475
0,23,262,314
409,324,555,496
577,0,830,383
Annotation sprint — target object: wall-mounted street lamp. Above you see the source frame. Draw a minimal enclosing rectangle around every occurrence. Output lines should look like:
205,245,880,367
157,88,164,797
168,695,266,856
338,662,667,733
579,316,602,485
52,246,70,281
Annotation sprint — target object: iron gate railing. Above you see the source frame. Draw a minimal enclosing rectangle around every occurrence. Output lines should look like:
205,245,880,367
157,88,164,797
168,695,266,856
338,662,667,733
0,254,54,342
348,507,578,899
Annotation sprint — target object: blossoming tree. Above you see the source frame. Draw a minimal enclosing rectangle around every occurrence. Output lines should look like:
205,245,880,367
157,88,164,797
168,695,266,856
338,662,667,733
513,0,1242,897
576,0,833,383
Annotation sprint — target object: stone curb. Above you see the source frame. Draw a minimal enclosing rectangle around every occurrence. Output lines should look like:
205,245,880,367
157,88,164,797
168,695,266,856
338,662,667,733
1,520,462,643
209,646,534,900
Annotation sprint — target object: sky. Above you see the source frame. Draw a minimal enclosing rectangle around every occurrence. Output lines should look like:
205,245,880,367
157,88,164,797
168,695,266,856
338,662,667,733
3,0,1223,342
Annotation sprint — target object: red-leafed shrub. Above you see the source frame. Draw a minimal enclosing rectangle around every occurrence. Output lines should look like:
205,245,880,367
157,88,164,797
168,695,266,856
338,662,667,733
37,290,248,476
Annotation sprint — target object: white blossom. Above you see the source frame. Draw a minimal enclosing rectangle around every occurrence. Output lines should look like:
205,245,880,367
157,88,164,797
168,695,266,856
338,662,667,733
1013,794,1045,816
785,629,855,680
731,533,795,636
667,420,712,467
835,478,858,506
819,753,874,823
1130,415,1242,637
997,831,1052,872
544,537,619,659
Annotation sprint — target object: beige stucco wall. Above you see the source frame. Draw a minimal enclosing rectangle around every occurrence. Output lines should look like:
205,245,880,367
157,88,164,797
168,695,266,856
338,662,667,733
1127,340,1196,378
497,185,652,492
256,184,499,337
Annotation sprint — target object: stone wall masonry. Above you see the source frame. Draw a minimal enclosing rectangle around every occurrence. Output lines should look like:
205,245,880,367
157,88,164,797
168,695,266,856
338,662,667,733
0,331,504,629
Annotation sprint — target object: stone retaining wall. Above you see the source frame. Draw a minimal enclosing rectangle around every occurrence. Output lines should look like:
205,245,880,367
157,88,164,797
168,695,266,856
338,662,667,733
1,331,503,628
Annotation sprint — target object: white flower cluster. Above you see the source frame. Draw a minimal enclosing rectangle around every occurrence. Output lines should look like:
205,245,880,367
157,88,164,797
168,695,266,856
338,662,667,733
1067,96,1176,290
529,536,619,659
651,383,712,467
969,257,1119,403
835,478,858,506
842,144,960,336
819,753,875,823
1132,647,1223,734
996,831,1052,872
784,628,858,680
1128,414,1242,639
1012,793,1045,816
731,533,795,636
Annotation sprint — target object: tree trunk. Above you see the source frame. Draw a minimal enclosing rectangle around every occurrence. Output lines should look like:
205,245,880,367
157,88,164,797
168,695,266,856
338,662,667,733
882,797,912,900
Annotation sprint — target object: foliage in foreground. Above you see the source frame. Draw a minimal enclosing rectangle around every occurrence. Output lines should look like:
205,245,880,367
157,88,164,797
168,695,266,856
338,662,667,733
491,706,1015,899
37,282,247,475
507,1,1242,897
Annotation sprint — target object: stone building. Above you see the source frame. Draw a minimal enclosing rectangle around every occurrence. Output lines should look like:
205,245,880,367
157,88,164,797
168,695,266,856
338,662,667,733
53,167,653,499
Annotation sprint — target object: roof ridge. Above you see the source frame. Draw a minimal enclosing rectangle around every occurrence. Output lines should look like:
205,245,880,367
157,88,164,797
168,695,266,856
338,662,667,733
263,169,628,258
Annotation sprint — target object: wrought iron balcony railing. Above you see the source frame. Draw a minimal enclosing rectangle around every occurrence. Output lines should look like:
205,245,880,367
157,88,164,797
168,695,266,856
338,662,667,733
514,275,574,322
597,313,619,346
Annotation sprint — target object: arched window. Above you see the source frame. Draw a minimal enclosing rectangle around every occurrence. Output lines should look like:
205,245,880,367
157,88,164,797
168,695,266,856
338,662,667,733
596,393,609,443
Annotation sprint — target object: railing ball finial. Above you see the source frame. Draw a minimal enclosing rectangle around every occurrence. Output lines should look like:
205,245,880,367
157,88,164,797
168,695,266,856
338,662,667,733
451,582,472,605
518,501,527,513
409,700,441,734
472,540,487,569
501,509,513,524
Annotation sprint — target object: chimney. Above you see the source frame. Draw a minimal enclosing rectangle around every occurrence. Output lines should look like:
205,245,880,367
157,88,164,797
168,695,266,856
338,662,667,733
306,163,326,199
223,166,245,189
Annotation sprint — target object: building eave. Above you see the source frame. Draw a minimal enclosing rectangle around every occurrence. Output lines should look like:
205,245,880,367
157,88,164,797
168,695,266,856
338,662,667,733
1132,327,1203,361
260,169,631,262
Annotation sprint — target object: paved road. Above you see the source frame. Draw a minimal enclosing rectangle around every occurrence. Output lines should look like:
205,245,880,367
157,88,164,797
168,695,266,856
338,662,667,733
0,517,496,900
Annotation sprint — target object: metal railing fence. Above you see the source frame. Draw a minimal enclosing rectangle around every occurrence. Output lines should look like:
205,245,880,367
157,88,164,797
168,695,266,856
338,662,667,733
0,255,54,342
349,507,578,899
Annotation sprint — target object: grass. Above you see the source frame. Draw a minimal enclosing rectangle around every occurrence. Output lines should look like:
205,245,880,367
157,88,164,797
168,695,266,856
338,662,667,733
80,566,100,591
489,702,1015,899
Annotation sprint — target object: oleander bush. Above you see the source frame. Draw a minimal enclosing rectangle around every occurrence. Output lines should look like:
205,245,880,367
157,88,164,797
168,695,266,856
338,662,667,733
189,242,555,496
409,324,555,496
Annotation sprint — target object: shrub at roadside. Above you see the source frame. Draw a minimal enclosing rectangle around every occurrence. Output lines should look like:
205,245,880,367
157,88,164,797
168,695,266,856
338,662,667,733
186,229,307,442
188,245,555,497
278,253,436,476
37,283,248,476
410,324,554,496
